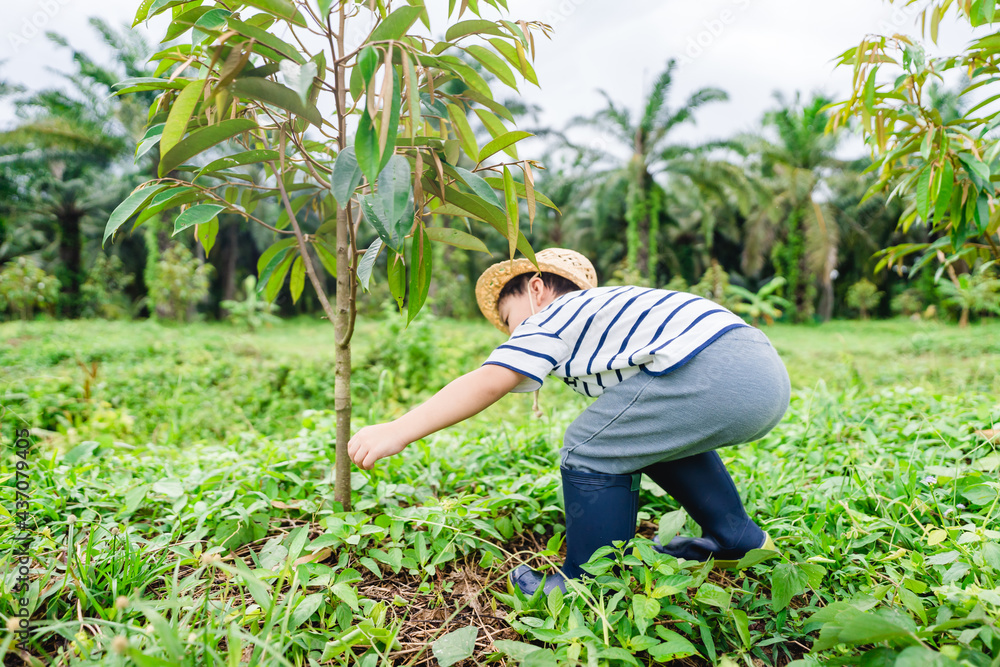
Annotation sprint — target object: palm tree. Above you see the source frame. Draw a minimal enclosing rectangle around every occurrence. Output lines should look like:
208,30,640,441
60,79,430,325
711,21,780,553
570,59,735,284
739,93,846,322
938,261,1000,327
727,276,791,326
0,19,154,316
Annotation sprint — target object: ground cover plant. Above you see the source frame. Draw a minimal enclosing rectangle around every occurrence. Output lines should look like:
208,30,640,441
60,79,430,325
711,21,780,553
1,317,998,666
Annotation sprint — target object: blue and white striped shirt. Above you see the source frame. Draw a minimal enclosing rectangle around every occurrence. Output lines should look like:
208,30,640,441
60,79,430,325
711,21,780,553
482,286,750,398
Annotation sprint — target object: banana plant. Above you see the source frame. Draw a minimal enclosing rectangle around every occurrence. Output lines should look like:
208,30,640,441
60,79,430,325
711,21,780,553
726,276,791,326
102,0,554,507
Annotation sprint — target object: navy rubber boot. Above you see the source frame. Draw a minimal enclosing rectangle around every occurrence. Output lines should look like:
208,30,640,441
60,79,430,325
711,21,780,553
642,450,771,566
509,466,640,596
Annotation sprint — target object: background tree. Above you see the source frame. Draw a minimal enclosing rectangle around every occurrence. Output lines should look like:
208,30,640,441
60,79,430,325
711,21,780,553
831,0,1000,275
570,58,731,284
739,93,845,321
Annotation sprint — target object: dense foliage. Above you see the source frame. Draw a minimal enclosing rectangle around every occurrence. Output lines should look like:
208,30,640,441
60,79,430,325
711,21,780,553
1,318,998,665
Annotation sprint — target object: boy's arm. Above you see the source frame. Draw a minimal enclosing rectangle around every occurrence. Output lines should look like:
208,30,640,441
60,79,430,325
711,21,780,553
348,364,525,470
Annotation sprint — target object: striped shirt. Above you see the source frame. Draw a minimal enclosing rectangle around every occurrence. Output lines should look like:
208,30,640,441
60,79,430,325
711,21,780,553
482,286,750,398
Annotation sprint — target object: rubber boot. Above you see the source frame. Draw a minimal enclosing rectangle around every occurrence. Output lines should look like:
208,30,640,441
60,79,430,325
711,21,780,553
509,466,640,596
642,450,774,568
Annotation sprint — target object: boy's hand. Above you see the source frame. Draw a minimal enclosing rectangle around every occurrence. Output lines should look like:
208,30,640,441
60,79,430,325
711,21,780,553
348,422,408,470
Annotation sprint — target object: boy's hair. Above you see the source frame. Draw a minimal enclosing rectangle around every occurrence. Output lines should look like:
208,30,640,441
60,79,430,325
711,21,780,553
497,271,581,305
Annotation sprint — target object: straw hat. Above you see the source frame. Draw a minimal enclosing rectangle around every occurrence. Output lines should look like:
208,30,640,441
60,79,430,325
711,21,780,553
476,248,598,332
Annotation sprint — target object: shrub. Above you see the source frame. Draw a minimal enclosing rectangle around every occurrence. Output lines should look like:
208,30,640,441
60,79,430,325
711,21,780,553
0,257,61,320
148,244,213,322
81,254,136,320
221,275,280,331
846,278,883,320
890,288,924,318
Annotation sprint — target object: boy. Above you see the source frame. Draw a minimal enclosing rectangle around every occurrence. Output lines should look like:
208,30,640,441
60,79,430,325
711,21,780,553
348,248,790,596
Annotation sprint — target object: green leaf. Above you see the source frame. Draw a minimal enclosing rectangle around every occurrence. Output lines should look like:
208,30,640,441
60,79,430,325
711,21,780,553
493,640,542,661
192,8,231,43
258,246,294,294
503,166,518,259
431,626,478,667
934,160,954,222
447,103,479,161
453,166,503,209
159,118,257,177
196,149,280,179
425,226,490,253
357,237,383,291
445,19,506,41
771,562,809,612
257,237,298,276
314,240,338,276
631,594,660,635
657,510,687,545
279,59,318,106
173,204,224,236
465,44,517,89
378,154,415,242
331,147,364,206
812,606,918,651
648,630,698,663
290,255,305,303
330,582,359,612
916,167,932,221
133,188,202,229
229,77,322,127
731,608,751,648
357,45,379,86
863,69,877,114
694,582,731,610
387,251,406,310
227,18,305,63
135,123,165,162
235,558,273,612
367,5,423,43
103,184,170,247
407,228,432,324
488,37,539,85
478,130,532,163
63,441,100,464
133,0,156,26
316,0,335,18
481,176,560,211
958,152,991,189
264,252,295,302
241,0,306,27
196,216,219,254
355,109,381,185
123,483,149,514
734,547,780,569
359,195,400,253
290,593,325,630
161,78,206,157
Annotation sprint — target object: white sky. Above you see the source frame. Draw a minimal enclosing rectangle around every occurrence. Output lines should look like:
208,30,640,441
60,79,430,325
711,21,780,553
0,0,984,159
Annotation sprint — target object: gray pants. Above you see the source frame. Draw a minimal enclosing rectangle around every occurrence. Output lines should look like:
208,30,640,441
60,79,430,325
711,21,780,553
561,326,791,475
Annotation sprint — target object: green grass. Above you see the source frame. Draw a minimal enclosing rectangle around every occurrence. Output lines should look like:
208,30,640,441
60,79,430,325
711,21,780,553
1,317,998,666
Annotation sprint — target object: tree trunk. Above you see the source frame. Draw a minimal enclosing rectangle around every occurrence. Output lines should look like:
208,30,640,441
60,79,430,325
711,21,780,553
333,9,353,510
960,307,969,328
221,222,239,306
334,204,352,510
58,211,84,318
